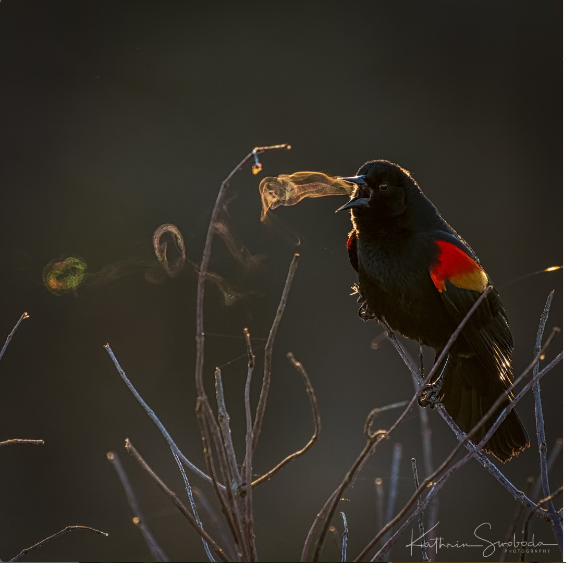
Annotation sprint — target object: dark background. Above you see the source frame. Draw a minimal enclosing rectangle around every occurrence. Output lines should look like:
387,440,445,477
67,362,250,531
0,1,562,561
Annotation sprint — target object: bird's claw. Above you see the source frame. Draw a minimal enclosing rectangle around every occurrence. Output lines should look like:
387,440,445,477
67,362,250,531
418,383,441,409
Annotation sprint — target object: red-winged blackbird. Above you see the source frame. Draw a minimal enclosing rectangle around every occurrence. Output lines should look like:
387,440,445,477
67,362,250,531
337,159,529,462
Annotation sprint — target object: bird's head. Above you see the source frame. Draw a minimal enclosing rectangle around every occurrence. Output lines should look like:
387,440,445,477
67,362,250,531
336,160,418,220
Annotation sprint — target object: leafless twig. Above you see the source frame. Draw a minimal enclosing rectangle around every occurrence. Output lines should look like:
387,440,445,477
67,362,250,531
107,451,168,562
381,443,403,558
0,312,29,363
104,344,215,561
520,486,563,562
215,367,241,487
0,439,44,448
251,252,299,453
340,512,348,563
531,291,562,547
9,526,108,562
251,352,320,487
125,438,230,563
411,458,429,562
243,328,258,561
498,476,534,562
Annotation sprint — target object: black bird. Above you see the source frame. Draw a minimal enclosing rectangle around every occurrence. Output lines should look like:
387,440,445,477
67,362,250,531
337,159,529,462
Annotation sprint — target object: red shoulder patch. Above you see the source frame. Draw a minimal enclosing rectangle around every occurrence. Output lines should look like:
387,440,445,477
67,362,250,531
347,232,355,251
430,240,488,293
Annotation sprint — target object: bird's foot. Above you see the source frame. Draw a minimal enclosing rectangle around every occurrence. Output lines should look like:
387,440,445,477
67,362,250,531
418,381,442,409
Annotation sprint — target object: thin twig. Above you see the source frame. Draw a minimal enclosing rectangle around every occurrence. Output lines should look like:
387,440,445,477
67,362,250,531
251,352,320,487
499,476,534,562
104,344,215,561
532,437,563,500
243,328,258,561
0,312,29,362
125,439,230,563
9,526,108,562
104,343,212,485
215,367,241,487
374,478,384,538
340,512,348,563
413,344,436,561
329,526,342,558
360,350,563,562
381,443,402,558
301,401,407,563
107,451,169,562
531,291,562,548
521,486,564,562
310,409,389,562
193,487,238,562
0,439,44,448
251,252,299,453
411,458,429,562
196,399,246,561
195,144,291,401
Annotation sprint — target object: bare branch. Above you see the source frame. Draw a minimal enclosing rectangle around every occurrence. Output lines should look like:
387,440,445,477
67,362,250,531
0,312,29,362
196,400,246,561
381,443,403,558
0,439,44,448
340,512,348,563
499,476,534,562
104,343,212,484
195,144,291,402
9,526,107,562
215,367,241,487
243,328,258,561
531,291,562,547
251,252,299,453
411,458,430,562
252,352,320,487
107,451,169,562
125,438,230,563
104,344,215,561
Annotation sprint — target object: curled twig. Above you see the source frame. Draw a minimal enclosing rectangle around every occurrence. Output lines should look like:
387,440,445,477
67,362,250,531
252,352,320,487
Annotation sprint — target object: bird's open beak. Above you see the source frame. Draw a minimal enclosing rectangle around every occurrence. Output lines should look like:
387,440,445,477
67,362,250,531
335,175,370,213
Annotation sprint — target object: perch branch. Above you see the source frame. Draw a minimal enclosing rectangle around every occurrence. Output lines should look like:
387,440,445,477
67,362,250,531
411,458,429,562
340,512,349,563
358,350,563,562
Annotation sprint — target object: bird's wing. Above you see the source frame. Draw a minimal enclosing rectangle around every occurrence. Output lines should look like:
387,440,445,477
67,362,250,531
429,231,514,394
347,230,358,272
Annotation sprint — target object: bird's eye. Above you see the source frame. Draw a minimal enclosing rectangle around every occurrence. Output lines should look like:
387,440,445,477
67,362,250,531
379,182,389,191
